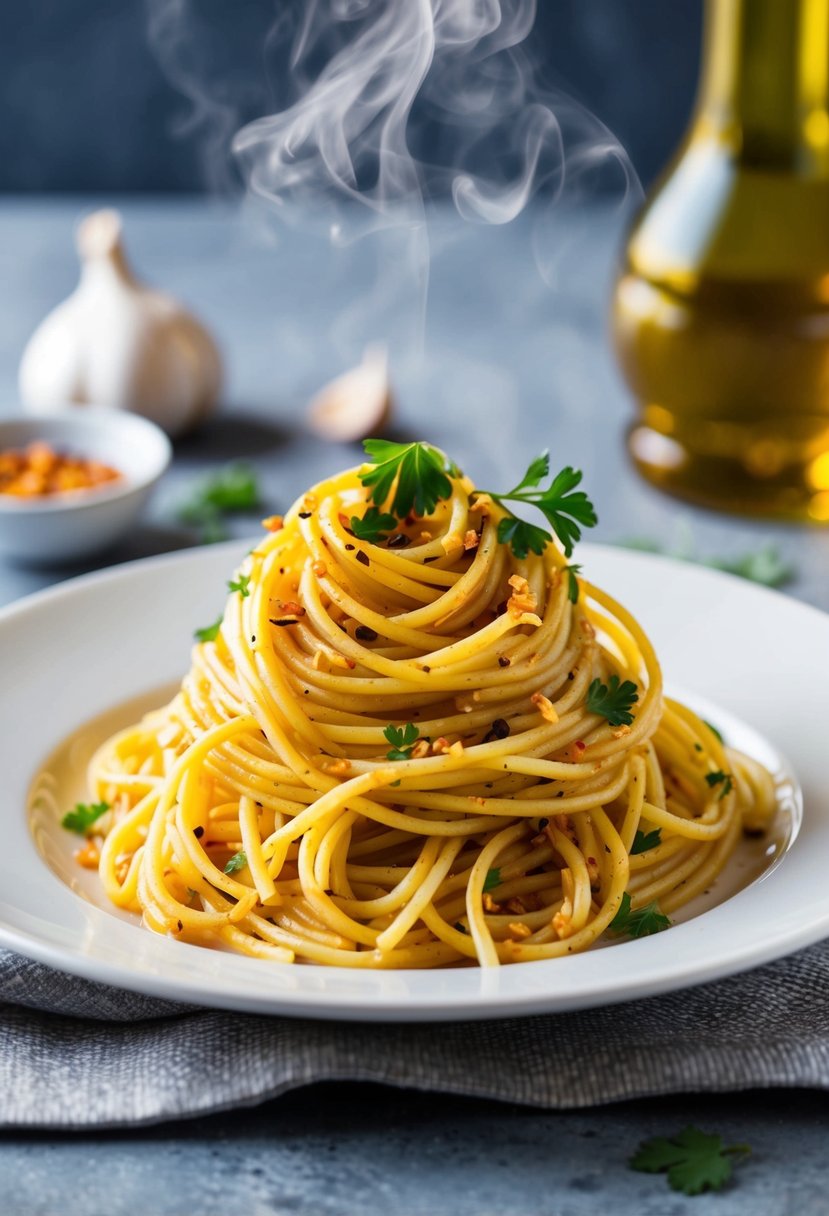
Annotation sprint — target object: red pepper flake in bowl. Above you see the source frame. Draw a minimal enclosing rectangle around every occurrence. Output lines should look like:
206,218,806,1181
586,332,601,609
0,442,122,498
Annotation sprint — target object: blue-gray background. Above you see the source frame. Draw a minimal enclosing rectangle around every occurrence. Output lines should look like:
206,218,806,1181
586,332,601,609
0,0,702,193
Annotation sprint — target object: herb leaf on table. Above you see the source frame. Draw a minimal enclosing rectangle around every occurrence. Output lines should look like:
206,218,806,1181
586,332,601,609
177,463,263,544
630,1125,751,1195
619,533,794,590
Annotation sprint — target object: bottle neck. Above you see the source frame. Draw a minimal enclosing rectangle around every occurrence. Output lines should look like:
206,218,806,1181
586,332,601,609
696,0,829,171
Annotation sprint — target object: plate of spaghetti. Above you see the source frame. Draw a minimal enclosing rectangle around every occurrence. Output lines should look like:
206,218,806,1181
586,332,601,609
3,441,827,1020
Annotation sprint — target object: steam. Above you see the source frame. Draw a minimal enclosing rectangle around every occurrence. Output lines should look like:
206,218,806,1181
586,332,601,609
146,0,640,460
229,0,636,235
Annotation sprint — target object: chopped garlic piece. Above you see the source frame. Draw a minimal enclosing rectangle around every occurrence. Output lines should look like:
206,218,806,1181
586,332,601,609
531,692,558,723
507,574,537,618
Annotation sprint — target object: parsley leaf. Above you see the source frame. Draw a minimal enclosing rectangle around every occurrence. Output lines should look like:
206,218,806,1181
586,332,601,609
383,722,421,761
703,719,724,745
513,451,550,491
194,615,223,643
707,545,793,589
177,463,262,544
631,828,661,855
227,573,251,599
180,464,260,515
630,1126,751,1195
564,563,581,604
224,851,247,874
360,440,454,519
705,770,734,800
62,801,110,835
619,535,793,590
495,516,551,559
350,507,398,543
483,867,501,893
479,455,598,559
586,676,639,727
608,892,672,938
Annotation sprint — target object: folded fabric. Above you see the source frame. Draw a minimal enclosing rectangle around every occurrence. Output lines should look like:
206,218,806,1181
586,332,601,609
1,940,828,1128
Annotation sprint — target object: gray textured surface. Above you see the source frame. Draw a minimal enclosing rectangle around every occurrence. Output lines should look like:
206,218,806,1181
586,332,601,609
2,198,828,1210
5,1086,829,1216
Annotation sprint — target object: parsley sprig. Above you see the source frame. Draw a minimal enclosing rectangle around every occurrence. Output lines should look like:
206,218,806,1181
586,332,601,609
477,453,597,559
586,676,639,727
224,851,247,874
62,801,110,835
705,770,734,800
608,892,671,938
227,573,251,599
483,867,501,893
350,507,398,543
194,615,222,643
631,828,661,855
194,572,251,641
621,533,793,590
563,563,581,604
630,1126,751,1195
359,440,456,519
383,723,422,761
703,719,724,745
356,441,598,562
178,463,262,544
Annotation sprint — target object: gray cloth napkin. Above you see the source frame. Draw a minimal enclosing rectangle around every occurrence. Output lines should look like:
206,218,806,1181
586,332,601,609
1,941,828,1129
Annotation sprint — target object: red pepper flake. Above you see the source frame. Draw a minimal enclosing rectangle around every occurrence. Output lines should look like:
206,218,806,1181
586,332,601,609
387,533,411,549
270,617,301,627
298,511,312,519
193,826,204,839
356,551,370,567
281,602,306,618
345,543,355,551
355,625,377,641
498,656,511,668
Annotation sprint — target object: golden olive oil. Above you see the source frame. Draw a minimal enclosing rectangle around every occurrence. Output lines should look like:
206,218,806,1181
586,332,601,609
613,0,829,521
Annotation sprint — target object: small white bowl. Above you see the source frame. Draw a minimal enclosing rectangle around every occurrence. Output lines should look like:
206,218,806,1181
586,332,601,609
0,409,172,564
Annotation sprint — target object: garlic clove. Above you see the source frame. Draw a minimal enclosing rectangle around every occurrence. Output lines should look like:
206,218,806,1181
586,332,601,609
19,208,222,440
307,346,393,443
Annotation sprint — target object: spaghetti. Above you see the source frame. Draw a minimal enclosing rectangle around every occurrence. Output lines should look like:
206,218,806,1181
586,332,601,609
84,455,776,968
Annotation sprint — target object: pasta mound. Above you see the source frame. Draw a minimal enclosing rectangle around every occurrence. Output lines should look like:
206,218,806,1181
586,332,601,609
88,462,776,967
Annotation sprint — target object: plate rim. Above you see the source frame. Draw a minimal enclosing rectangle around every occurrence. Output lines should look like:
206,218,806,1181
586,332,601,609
3,540,829,1021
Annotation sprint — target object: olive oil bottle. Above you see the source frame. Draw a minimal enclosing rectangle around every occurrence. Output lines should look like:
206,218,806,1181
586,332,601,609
613,0,829,521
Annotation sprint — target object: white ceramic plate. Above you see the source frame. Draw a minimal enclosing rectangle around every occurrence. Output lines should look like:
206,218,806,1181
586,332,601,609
1,542,825,1021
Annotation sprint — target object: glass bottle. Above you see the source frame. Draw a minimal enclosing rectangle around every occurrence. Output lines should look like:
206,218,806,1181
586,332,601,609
613,0,829,521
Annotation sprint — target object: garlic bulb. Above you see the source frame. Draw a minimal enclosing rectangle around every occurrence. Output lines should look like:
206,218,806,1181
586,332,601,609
308,345,393,443
19,209,222,438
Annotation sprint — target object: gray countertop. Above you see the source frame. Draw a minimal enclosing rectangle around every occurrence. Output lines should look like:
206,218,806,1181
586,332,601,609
2,197,827,1215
